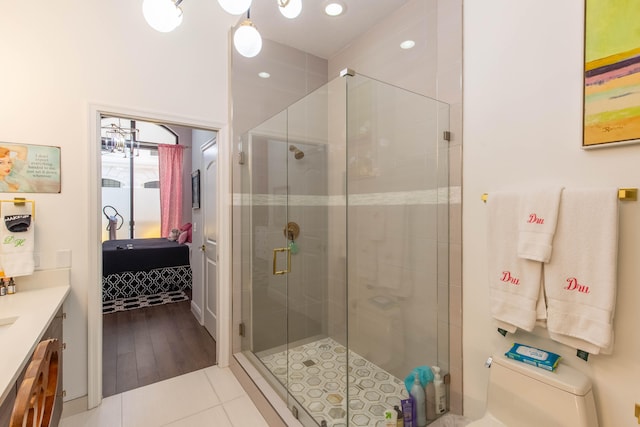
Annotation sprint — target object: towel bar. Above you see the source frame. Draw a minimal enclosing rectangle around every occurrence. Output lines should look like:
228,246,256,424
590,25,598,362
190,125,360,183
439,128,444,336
481,188,637,203
0,198,36,220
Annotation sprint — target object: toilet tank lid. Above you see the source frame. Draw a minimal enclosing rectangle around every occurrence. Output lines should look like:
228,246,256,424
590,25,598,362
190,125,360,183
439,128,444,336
492,354,593,396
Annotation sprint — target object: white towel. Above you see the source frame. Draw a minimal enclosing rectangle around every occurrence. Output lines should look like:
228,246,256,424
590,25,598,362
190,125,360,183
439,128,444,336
487,191,543,333
544,188,618,354
0,208,35,277
517,187,564,262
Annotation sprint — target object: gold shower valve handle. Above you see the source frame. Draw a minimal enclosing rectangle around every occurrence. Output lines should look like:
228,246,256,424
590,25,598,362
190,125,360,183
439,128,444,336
272,247,291,275
284,222,300,241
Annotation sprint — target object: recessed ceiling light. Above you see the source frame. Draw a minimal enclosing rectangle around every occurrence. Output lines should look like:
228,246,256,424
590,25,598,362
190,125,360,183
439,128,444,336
324,2,345,17
258,71,271,78
400,40,416,50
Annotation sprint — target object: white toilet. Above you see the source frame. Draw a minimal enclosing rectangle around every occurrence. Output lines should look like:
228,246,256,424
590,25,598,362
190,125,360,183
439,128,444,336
468,354,598,427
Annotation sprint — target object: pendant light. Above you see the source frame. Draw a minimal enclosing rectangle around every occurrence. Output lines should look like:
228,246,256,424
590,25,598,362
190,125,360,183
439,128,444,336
233,10,262,58
142,0,183,33
278,0,302,19
217,0,252,16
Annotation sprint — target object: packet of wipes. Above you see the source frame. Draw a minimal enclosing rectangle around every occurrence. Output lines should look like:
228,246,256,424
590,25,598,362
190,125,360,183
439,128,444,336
505,343,561,371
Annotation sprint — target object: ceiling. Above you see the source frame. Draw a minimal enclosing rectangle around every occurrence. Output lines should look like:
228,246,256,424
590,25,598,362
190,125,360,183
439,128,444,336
245,0,410,59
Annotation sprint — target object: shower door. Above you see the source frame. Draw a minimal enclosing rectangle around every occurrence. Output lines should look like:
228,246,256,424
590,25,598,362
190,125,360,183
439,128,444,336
240,81,344,427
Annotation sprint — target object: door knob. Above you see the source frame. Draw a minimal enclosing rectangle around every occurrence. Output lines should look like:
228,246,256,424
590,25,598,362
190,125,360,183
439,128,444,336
201,245,206,252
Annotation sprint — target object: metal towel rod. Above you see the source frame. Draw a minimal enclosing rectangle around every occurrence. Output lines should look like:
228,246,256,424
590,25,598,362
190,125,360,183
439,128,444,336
481,188,637,203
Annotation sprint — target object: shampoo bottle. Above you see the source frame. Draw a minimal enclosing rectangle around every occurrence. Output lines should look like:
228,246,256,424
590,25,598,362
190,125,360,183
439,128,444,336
410,373,426,427
432,366,446,415
394,405,404,427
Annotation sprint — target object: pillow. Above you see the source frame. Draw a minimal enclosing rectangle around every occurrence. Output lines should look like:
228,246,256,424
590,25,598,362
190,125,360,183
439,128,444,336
167,228,180,241
178,230,189,244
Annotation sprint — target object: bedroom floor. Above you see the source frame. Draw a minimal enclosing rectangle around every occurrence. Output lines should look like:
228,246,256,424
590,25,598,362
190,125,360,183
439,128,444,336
103,299,216,397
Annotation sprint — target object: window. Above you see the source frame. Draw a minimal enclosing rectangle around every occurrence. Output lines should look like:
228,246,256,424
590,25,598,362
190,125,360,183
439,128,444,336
102,178,122,188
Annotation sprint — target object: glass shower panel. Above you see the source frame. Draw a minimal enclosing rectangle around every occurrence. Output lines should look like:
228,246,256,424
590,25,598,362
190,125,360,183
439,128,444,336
345,74,450,424
235,72,448,426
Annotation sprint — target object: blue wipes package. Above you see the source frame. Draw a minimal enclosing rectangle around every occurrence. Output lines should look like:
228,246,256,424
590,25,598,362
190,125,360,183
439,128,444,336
505,343,561,371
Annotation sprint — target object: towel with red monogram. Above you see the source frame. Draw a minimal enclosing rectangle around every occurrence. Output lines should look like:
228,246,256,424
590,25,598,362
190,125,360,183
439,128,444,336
517,187,564,263
487,191,543,333
544,188,618,354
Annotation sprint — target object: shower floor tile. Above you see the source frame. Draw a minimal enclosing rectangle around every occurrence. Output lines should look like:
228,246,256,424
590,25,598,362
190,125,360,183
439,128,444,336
259,337,409,427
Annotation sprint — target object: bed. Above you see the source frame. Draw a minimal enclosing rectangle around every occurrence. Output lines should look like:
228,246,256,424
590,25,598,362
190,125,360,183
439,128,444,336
102,238,192,303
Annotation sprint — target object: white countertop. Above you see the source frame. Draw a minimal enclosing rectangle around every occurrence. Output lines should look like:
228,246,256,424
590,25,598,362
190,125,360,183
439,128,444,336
0,269,70,404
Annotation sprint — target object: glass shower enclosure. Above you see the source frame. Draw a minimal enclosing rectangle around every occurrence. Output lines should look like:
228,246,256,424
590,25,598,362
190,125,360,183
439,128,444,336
235,71,450,426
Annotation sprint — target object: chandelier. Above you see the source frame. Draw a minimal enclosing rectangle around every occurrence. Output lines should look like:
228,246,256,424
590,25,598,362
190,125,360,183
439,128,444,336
142,0,303,57
101,121,140,158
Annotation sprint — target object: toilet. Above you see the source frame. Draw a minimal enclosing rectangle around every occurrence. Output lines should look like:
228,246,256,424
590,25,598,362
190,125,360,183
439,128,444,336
468,354,598,427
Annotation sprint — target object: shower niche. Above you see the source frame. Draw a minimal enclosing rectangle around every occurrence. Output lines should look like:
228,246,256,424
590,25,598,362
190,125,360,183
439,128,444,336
235,72,450,426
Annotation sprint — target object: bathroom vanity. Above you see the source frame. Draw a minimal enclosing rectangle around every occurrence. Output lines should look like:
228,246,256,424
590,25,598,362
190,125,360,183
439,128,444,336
0,269,70,426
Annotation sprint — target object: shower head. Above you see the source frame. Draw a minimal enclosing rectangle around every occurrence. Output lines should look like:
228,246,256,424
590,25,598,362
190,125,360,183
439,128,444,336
289,145,305,159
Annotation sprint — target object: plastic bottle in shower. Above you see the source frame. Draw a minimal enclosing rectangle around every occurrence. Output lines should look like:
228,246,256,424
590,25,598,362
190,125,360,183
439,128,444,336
410,373,426,427
432,366,446,415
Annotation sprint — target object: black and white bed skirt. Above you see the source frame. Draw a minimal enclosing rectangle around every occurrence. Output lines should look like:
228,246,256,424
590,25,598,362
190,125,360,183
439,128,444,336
102,265,192,301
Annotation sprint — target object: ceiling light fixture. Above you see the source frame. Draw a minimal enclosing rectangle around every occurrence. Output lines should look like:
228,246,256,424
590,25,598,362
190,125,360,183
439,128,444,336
278,0,302,19
217,0,253,15
233,10,262,58
258,71,271,78
324,2,345,17
144,0,304,57
400,40,416,50
143,0,183,33
221,0,303,57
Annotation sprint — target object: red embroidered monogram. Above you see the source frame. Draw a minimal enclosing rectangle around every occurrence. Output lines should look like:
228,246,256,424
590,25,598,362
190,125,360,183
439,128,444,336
500,271,520,285
527,213,545,224
564,277,590,294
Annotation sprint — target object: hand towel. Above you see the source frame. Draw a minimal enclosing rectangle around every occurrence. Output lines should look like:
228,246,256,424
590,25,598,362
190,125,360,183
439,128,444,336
487,191,544,333
0,209,35,277
544,188,618,354
517,187,564,262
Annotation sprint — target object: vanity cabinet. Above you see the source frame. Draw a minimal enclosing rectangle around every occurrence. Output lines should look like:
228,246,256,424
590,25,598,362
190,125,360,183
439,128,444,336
0,307,64,426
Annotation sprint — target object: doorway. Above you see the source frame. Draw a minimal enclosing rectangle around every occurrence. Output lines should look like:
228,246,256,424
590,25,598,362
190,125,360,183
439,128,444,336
97,112,219,398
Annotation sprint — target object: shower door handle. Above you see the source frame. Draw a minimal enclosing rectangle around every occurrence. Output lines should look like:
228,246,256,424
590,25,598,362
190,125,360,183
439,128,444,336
272,247,291,275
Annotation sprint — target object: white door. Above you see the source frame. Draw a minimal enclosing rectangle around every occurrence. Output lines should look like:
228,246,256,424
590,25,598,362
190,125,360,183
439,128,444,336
202,140,218,339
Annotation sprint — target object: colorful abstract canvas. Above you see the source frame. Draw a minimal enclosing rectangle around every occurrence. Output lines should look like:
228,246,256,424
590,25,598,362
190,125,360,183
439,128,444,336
584,0,640,147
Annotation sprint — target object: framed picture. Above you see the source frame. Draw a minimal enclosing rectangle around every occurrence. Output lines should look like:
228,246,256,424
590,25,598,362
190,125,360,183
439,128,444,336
191,169,200,209
0,142,61,193
583,0,640,148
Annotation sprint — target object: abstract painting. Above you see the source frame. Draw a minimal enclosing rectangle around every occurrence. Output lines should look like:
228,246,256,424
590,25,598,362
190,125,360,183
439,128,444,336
583,0,640,147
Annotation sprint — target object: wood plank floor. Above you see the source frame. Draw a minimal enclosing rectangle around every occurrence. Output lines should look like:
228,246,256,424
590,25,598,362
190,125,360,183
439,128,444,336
102,300,216,397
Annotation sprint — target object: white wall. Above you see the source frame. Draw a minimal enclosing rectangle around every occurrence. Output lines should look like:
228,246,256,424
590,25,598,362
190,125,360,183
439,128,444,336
464,2,640,426
0,1,236,401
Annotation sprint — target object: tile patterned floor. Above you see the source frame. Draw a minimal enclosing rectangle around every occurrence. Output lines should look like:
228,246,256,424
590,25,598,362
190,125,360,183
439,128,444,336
259,337,409,427
60,366,269,427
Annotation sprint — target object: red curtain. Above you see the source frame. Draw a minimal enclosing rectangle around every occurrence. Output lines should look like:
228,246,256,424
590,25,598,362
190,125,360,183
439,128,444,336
158,144,185,237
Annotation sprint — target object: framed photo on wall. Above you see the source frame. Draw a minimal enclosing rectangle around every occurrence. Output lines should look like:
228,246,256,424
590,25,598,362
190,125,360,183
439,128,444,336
583,0,640,148
191,169,200,209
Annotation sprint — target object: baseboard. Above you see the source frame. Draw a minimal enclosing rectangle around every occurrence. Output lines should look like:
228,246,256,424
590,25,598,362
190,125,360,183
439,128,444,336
230,356,292,427
61,395,88,419
190,300,203,324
